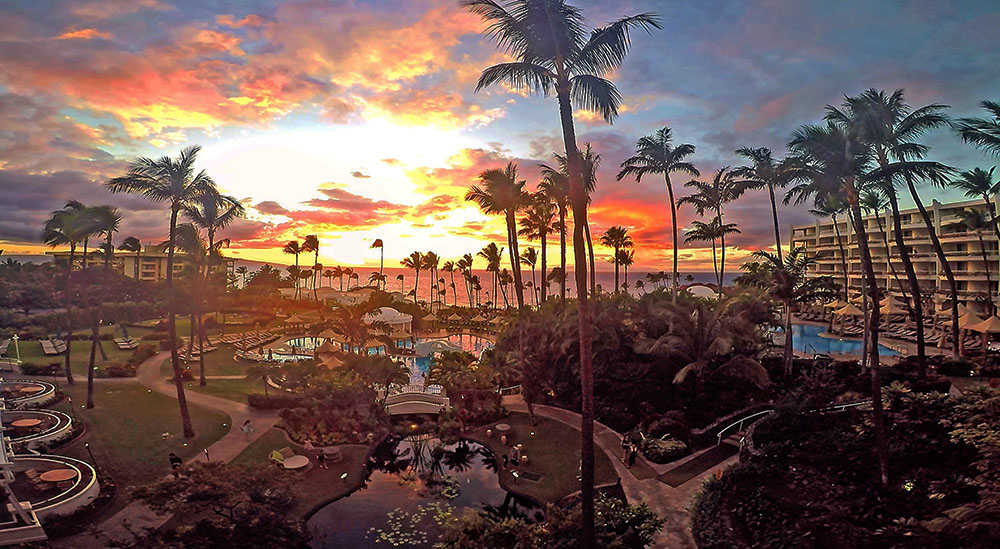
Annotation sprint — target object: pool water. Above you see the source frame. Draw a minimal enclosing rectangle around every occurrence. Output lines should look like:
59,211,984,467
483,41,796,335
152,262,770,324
307,436,540,547
416,333,494,356
782,323,899,356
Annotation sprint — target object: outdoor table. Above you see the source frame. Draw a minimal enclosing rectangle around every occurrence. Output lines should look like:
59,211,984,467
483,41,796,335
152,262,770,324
494,423,511,433
21,386,44,393
40,469,77,482
10,419,42,428
282,455,310,470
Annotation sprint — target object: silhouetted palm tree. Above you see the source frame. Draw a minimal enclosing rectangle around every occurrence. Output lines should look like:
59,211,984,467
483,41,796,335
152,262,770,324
684,219,740,289
955,100,1000,156
518,192,556,303
283,240,304,299
951,167,1000,231
105,145,215,438
91,205,122,268
952,208,995,315
538,163,570,301
478,243,505,309
401,252,422,304
118,236,142,280
520,247,538,306
599,226,633,293
302,235,320,300
371,239,385,290
733,146,793,260
617,126,698,303
680,168,745,289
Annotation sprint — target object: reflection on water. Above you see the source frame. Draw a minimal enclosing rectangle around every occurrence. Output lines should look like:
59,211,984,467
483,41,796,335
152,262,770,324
307,436,541,548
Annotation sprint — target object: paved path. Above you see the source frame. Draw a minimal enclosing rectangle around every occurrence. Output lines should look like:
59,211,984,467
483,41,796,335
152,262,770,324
504,398,737,549
54,352,279,548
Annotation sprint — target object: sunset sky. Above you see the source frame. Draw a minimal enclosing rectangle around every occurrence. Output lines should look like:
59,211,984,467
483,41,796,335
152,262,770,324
1,0,998,271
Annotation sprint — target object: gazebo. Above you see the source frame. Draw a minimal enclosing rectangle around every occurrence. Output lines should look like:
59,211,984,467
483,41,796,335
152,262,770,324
284,314,306,325
317,328,338,339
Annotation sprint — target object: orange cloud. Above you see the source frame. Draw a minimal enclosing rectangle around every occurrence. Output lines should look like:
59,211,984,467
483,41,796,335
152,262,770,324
56,28,111,40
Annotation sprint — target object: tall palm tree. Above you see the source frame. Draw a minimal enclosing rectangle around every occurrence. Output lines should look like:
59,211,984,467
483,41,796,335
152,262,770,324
235,265,249,288
442,261,457,306
401,252,423,304
807,196,852,302
951,167,1000,231
520,247,538,306
952,208,996,315
832,89,953,367
478,243,504,309
105,145,215,438
732,147,793,261
599,226,633,293
466,162,530,309
465,2,660,540
282,240,304,299
457,253,475,306
368,271,386,290
371,239,385,290
42,204,98,385
684,219,740,289
538,163,570,301
170,222,211,386
955,100,1000,156
118,236,142,280
518,192,556,303
618,248,634,289
680,168,745,290
90,205,122,268
302,235,320,300
785,120,889,487
396,273,405,293
617,126,699,303
860,190,910,306
422,251,441,311
332,265,344,290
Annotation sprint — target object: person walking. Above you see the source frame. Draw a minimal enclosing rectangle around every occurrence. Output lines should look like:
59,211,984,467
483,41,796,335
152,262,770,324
168,453,182,477
620,437,630,464
241,419,255,437
627,442,639,469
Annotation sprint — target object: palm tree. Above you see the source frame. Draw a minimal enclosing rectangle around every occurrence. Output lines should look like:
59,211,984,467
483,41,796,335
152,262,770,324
833,89,953,368
684,219,740,289
732,147,793,261
368,271,386,289
465,2,660,539
466,162,530,309
785,120,890,487
952,208,996,315
301,235,320,300
679,168,745,289
323,268,335,289
42,204,98,384
618,249,634,289
520,247,538,306
90,205,122,268
442,261,457,306
599,226,633,293
118,236,142,280
422,251,441,310
235,265,249,288
860,190,910,306
518,192,556,303
327,303,390,353
807,196,851,302
332,265,344,290
951,167,1000,231
245,363,275,397
396,273,405,293
617,126,699,303
105,145,215,438
478,243,504,309
282,240,304,299
457,253,475,306
371,239,385,290
955,100,1000,156
577,144,600,295
538,163,570,301
401,252,422,304
744,247,836,374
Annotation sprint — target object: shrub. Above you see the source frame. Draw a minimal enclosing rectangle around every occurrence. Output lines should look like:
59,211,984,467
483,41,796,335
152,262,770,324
641,437,688,464
937,358,975,377
645,410,690,441
248,393,304,410
19,362,62,376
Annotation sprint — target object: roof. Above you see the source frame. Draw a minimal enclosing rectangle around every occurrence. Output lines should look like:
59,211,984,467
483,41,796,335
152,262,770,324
969,315,1000,333
447,313,462,321
284,314,306,324
369,307,413,324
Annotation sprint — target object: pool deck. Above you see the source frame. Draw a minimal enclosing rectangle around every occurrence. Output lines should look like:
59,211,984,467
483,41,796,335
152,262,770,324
790,317,950,362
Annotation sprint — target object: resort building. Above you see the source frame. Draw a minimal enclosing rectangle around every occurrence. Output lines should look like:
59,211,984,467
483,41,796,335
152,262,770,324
46,244,234,282
791,197,999,315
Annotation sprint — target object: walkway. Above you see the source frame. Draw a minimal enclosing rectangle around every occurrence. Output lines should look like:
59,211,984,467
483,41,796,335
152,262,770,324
503,398,737,549
54,352,279,548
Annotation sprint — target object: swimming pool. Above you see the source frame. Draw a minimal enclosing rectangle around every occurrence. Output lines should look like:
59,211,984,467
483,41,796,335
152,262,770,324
416,333,494,355
781,323,899,356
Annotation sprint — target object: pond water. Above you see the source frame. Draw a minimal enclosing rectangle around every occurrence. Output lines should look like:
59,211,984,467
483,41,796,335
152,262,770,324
307,436,541,547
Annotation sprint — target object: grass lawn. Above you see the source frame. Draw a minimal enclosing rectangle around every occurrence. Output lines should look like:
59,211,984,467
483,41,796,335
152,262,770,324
159,344,250,378
467,412,619,503
232,428,370,516
51,381,231,515
16,339,139,377
186,378,266,404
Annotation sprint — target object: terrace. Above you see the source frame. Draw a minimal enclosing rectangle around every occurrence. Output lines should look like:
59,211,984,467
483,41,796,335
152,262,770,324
1,409,74,449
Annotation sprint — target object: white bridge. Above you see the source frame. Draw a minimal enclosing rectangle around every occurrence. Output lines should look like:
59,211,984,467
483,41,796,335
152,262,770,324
384,391,450,415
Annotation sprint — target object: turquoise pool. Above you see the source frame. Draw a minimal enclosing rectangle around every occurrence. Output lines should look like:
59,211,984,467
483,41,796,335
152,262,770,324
781,323,899,356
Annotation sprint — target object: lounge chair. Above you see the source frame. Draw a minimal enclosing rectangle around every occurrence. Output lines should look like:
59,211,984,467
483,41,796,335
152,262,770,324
269,449,285,465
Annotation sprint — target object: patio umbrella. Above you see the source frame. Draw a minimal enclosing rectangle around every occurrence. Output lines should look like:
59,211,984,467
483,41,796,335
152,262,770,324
849,294,865,305
284,314,305,325
823,300,847,309
833,303,863,316
447,314,462,321
969,315,1000,353
880,300,907,317
471,314,487,322
317,328,337,339
935,304,970,317
422,313,437,322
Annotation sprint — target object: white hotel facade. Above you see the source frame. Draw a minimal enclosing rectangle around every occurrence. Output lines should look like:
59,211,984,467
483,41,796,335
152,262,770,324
790,198,999,316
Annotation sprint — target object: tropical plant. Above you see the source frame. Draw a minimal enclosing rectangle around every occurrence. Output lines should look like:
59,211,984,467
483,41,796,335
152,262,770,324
302,235,320,300
478,243,505,309
235,265,249,288
401,252,422,304
245,363,275,397
600,226,633,293
117,235,142,280
684,219,740,291
282,240,304,300
618,248,634,289
951,167,1000,231
955,100,1000,157
732,147,794,260
520,247,538,306
105,145,216,438
679,168,745,289
860,190,911,306
617,126,699,303
538,161,570,301
466,162,530,309
371,239,385,290
327,302,390,354
518,192,556,303
422,251,441,310
464,2,661,540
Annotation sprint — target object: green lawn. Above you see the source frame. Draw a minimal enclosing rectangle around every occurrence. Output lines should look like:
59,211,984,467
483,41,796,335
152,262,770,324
51,381,231,515
232,428,370,516
16,339,138,376
187,378,266,404
159,344,250,378
468,412,619,503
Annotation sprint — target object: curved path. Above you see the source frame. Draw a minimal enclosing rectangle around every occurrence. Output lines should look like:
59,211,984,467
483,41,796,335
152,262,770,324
54,352,279,548
503,398,736,549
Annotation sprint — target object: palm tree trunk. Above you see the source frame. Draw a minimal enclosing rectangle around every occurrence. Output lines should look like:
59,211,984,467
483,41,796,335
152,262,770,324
904,176,960,357
134,250,140,280
540,229,548,303
63,245,76,385
873,209,909,304
718,207,727,292
832,214,850,302
666,174,679,304
585,221,596,296
847,210,870,371
87,312,99,407
710,238,719,290
982,195,999,315
508,213,525,310
414,269,420,304
380,248,384,291
847,192,889,488
885,189,926,376
768,183,783,262
198,309,207,386
784,301,794,376
531,265,537,307
556,77,595,549
313,252,319,301
977,232,993,316
166,206,196,438
105,232,113,268
559,207,567,302
613,245,620,294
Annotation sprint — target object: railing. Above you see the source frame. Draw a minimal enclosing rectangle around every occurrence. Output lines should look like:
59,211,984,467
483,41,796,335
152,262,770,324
715,400,872,446
498,385,522,396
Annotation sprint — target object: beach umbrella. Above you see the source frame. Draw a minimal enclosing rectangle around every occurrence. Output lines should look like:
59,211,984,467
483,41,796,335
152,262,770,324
284,314,305,325
317,328,337,339
944,312,982,329
880,300,907,317
447,314,462,321
849,294,865,304
319,354,344,369
968,315,1000,333
823,300,846,309
935,304,970,317
833,303,863,316
471,314,487,322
